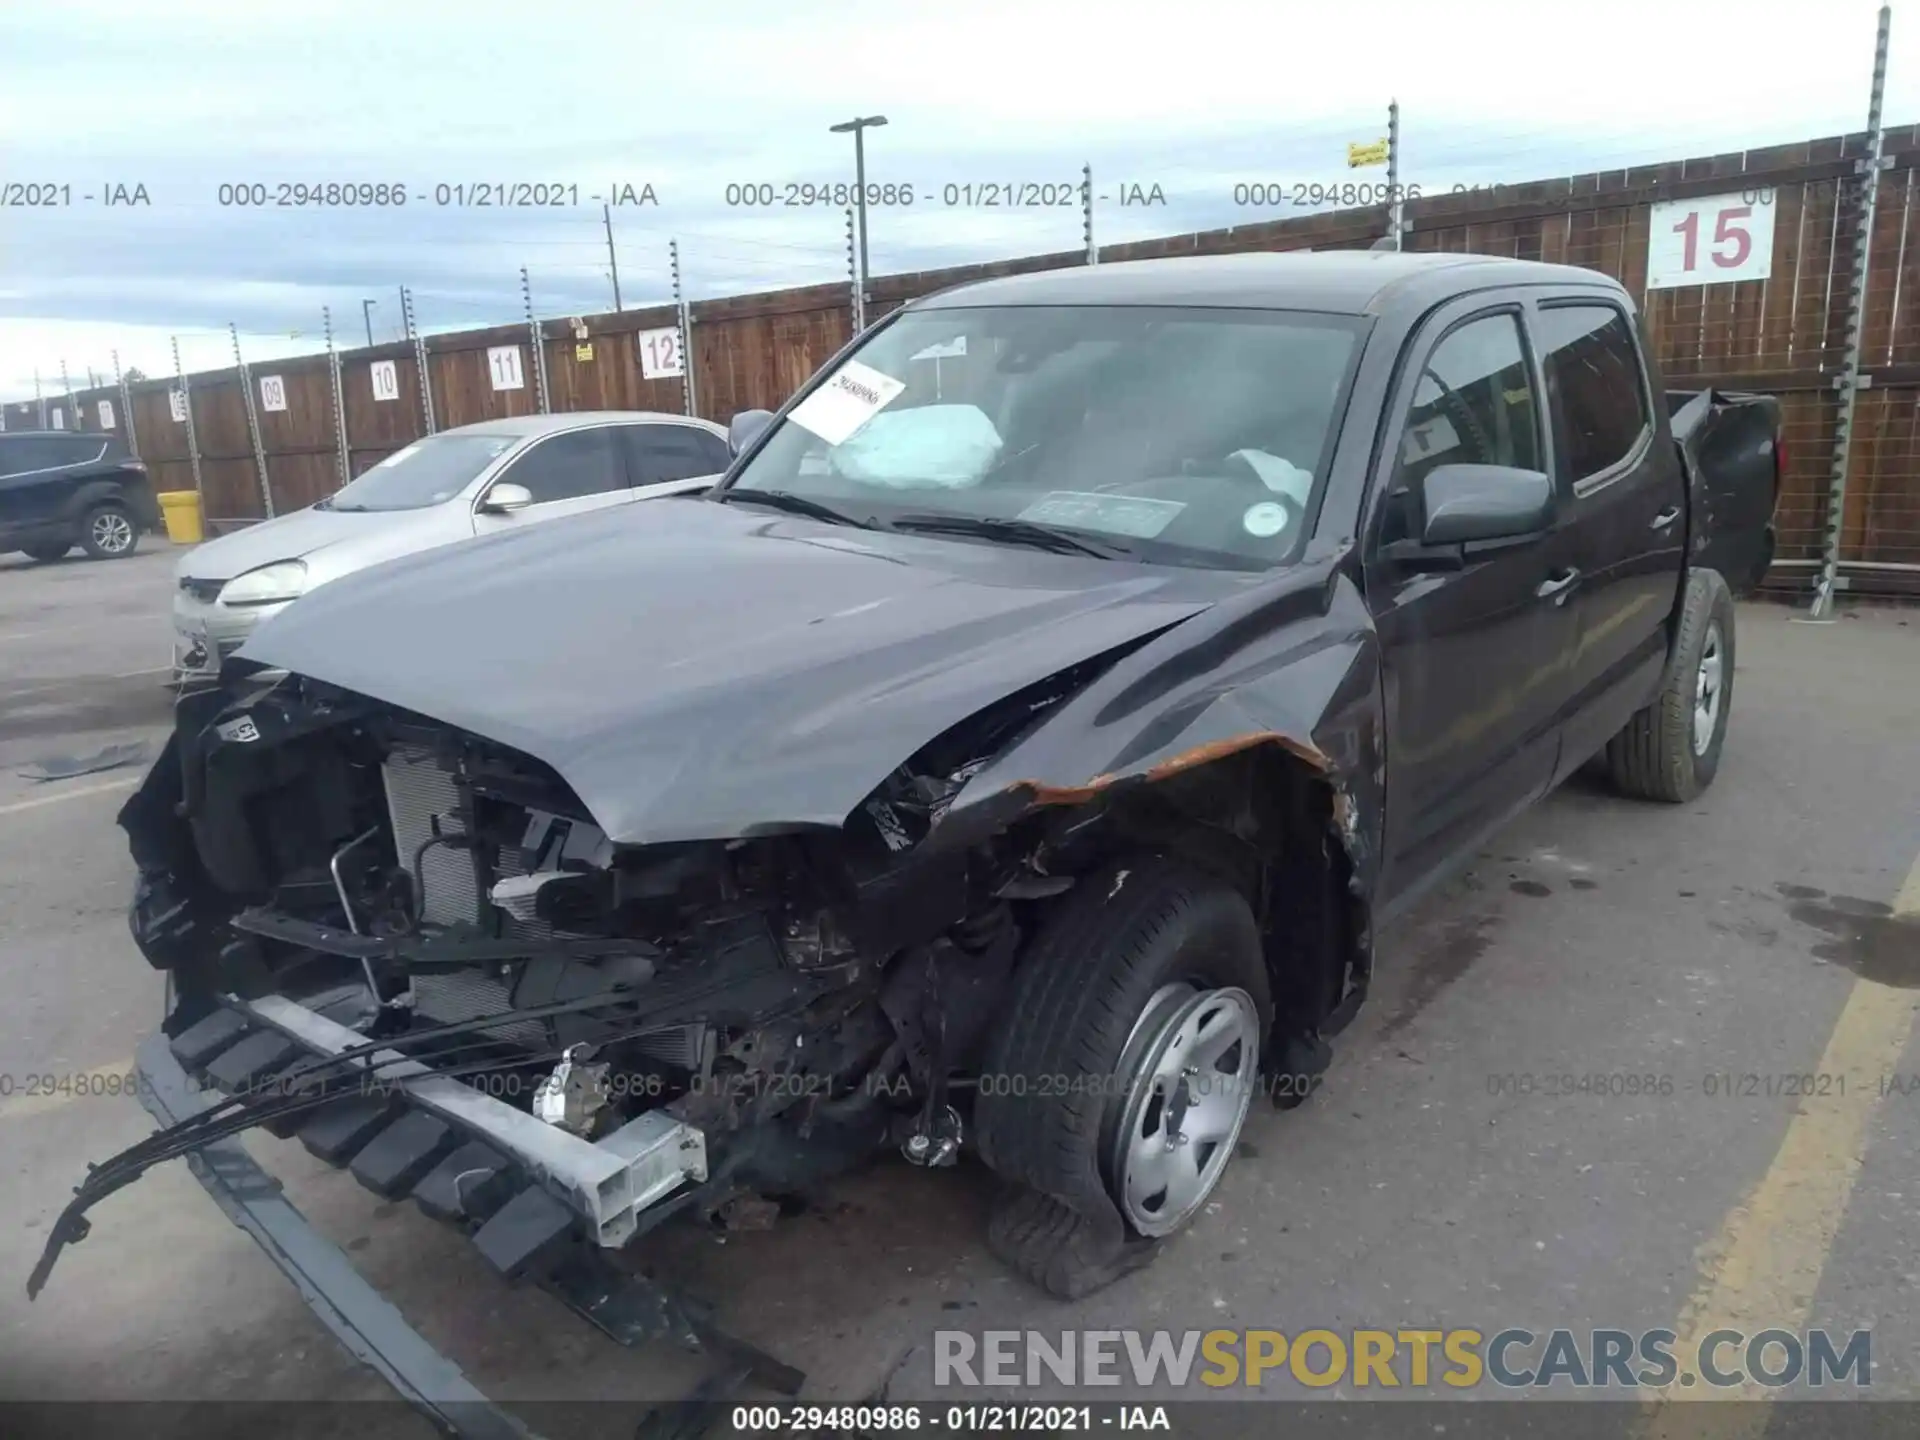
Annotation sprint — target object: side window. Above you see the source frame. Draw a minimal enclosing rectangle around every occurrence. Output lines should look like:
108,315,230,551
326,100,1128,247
496,427,627,503
0,439,66,476
626,424,730,484
1535,304,1650,482
59,438,107,465
1389,313,1542,529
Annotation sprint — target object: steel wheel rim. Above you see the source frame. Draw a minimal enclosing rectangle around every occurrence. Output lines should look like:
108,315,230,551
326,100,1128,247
1692,622,1724,756
92,511,133,553
1108,984,1261,1237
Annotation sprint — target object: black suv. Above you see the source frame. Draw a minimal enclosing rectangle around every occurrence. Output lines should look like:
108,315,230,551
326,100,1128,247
0,430,161,561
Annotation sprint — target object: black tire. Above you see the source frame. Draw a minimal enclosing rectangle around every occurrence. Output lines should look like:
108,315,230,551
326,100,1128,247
22,542,71,562
79,502,140,560
974,854,1272,1298
1605,568,1736,803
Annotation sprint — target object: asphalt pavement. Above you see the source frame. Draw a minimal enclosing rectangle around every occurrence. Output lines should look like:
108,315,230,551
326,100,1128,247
0,541,1916,1439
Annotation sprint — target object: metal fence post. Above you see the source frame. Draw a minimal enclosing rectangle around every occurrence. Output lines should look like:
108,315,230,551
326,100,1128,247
1810,2,1892,619
1387,100,1405,251
1083,163,1098,265
845,208,864,333
60,359,78,430
402,285,436,433
171,336,204,500
324,306,350,487
113,349,138,458
670,239,696,417
520,267,551,413
230,322,275,518
34,367,46,429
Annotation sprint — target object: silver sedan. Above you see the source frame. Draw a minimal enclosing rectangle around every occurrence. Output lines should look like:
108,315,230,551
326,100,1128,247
173,411,732,678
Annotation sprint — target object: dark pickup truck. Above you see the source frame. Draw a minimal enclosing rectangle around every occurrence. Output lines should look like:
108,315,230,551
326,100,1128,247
32,252,1780,1430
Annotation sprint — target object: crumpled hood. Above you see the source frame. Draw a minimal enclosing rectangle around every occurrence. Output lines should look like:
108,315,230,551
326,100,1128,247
240,498,1227,844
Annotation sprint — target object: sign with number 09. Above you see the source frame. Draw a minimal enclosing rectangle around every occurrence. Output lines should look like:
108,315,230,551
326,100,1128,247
1647,192,1775,290
637,327,685,379
259,375,288,413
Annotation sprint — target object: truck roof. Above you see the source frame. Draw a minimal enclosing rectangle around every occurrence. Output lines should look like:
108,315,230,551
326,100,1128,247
910,250,1624,317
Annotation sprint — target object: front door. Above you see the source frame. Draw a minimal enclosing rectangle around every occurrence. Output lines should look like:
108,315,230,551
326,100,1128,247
1364,298,1584,912
472,424,638,536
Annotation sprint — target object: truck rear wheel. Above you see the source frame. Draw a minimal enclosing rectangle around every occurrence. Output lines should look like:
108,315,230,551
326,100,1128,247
975,855,1271,1298
1605,568,1736,803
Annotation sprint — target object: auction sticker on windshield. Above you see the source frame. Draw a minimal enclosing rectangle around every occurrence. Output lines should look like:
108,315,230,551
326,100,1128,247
1018,491,1185,539
1242,501,1290,537
788,361,907,446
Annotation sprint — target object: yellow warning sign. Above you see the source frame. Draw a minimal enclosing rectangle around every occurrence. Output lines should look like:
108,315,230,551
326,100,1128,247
575,342,594,362
1347,139,1390,169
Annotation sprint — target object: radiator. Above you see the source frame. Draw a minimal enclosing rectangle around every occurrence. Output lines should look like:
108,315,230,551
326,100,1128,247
381,746,479,928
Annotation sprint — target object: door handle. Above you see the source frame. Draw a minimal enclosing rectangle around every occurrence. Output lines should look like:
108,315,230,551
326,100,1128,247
1650,505,1681,529
1535,567,1581,602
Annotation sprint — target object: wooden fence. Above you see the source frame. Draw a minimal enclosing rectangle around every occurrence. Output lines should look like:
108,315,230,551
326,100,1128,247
10,124,1920,593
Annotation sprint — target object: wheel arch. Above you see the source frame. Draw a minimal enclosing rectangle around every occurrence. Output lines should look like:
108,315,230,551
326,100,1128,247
1004,739,1372,1068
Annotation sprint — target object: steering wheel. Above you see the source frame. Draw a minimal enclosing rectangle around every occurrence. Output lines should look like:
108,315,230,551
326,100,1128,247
1425,371,1495,465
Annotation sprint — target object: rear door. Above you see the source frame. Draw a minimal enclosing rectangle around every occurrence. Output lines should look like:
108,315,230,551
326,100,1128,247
472,424,635,536
1530,298,1685,776
622,422,731,496
1366,295,1586,910
0,437,87,531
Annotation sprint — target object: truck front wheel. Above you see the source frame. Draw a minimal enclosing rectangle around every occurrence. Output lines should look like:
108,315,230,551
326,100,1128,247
1605,567,1736,803
974,855,1271,1297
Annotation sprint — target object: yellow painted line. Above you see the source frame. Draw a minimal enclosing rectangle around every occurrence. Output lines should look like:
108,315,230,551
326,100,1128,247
1639,850,1920,1436
0,775,140,816
0,1060,139,1122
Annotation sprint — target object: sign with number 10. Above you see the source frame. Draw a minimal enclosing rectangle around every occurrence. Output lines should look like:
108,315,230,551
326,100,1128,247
1646,191,1775,290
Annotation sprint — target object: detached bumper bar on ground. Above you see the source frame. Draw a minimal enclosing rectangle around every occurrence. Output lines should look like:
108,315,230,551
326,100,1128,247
130,1029,544,1440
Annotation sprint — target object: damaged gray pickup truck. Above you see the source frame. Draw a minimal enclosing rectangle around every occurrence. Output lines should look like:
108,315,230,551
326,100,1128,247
31,252,1782,1428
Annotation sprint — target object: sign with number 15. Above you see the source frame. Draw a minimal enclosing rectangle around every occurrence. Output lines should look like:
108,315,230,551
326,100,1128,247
1646,191,1775,290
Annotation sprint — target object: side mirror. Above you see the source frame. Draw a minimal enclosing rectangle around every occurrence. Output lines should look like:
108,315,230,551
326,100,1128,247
1419,463,1554,546
728,409,774,457
478,482,534,514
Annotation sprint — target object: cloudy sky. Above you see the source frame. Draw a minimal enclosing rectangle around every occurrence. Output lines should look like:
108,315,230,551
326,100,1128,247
1,0,1912,401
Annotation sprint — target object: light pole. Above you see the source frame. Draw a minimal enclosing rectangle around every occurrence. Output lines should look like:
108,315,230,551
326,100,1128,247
361,299,378,349
829,115,887,316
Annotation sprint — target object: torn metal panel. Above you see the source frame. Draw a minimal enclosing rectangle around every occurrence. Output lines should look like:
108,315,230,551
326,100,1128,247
1667,388,1783,596
945,564,1383,877
938,562,1384,1030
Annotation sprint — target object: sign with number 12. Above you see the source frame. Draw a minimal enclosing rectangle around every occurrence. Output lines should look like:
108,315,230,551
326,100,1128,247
637,327,685,379
1647,192,1775,290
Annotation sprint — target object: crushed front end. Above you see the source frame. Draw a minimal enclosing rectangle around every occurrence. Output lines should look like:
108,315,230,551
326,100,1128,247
32,662,1065,1399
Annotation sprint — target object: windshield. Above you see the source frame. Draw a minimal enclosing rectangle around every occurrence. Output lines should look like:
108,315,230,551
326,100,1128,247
721,304,1364,570
321,433,517,512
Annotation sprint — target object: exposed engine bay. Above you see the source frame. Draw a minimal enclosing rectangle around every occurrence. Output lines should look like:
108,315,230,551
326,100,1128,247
108,660,1137,1239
